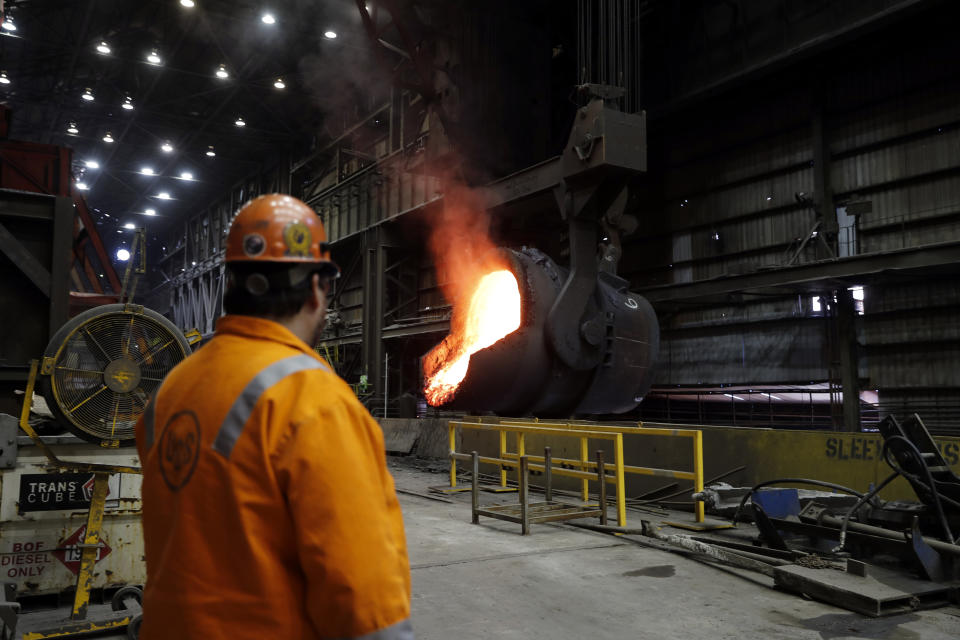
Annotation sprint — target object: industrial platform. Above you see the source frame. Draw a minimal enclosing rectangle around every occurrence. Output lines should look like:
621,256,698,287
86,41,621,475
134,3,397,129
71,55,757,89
17,461,960,640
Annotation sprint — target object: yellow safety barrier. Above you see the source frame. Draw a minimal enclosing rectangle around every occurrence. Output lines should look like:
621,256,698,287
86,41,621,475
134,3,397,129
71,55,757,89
448,421,628,527
500,419,706,523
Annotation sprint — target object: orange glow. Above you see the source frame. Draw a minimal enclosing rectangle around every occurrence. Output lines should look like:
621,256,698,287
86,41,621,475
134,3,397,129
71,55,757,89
423,269,521,406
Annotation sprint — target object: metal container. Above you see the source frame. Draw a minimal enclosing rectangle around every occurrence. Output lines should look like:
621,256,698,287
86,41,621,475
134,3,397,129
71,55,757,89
0,434,143,597
440,247,659,416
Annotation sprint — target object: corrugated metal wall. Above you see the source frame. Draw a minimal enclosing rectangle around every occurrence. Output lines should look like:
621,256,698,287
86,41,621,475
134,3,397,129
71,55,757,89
629,6,960,432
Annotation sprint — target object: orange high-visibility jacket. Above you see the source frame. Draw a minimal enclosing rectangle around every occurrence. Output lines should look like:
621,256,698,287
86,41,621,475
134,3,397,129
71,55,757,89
135,315,412,640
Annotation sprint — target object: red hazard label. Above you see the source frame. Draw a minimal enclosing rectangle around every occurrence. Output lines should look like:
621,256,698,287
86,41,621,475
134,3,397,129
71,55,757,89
81,475,111,502
52,526,112,575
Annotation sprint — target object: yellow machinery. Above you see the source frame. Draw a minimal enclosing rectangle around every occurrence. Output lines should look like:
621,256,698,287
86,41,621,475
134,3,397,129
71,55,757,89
14,303,193,639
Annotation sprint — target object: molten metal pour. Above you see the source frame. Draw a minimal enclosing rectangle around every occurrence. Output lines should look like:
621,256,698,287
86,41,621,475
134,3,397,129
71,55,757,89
423,269,521,405
421,98,659,415
421,247,659,416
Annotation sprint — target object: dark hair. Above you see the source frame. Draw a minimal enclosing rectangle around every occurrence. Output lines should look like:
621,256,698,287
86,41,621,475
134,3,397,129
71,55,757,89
223,262,330,318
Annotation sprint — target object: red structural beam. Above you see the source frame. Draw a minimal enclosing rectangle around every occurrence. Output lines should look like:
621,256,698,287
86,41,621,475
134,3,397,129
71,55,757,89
0,106,122,298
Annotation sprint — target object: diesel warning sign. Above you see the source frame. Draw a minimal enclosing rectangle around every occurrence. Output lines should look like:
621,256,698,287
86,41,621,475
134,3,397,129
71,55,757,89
18,473,113,513
52,525,112,575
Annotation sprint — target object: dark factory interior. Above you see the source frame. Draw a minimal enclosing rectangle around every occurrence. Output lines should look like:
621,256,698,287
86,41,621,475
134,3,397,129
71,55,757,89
2,1,960,638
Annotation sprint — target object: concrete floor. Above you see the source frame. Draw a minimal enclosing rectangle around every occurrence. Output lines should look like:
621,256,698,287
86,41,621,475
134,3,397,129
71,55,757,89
391,463,960,640
17,461,960,639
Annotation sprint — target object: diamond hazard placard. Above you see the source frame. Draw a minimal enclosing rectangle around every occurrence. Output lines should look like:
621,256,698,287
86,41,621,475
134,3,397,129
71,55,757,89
52,525,112,575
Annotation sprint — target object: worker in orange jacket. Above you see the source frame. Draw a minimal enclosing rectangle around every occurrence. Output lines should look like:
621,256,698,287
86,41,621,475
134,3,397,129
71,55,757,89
135,194,413,640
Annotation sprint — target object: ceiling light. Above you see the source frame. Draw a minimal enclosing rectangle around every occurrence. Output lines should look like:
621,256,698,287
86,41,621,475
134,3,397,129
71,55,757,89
261,13,276,24
147,49,162,65
1,16,16,32
122,97,134,110
180,171,193,180
96,41,111,54
102,132,115,143
215,64,229,79
116,248,131,261
161,141,174,153
81,88,94,101
323,30,337,39
273,77,285,89
141,167,155,175
234,116,245,127
180,0,196,7
85,160,100,169
144,208,156,216
67,122,79,135
205,146,216,157
157,192,171,200
123,223,136,230
0,72,9,85
76,182,89,191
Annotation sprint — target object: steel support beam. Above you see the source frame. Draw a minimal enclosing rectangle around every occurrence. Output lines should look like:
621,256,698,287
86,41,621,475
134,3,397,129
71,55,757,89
0,221,51,295
321,318,450,348
0,189,58,220
383,319,450,340
0,189,72,384
836,288,861,432
482,156,562,211
812,106,837,245
652,0,938,118
172,265,225,334
639,241,960,302
362,227,386,396
73,196,121,294
49,195,73,333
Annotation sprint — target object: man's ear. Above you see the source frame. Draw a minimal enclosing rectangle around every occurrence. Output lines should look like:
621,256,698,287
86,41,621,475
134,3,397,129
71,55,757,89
308,273,324,310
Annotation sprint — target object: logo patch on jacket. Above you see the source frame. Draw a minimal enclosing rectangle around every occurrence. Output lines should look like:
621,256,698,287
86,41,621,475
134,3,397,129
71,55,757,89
159,410,201,491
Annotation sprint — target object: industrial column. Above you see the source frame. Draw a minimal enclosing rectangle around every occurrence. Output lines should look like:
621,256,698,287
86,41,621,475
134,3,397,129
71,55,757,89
362,226,386,406
836,288,862,432
811,106,837,258
814,95,861,431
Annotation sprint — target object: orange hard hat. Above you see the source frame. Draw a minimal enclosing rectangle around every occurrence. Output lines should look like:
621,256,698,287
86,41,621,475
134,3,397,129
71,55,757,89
226,194,337,276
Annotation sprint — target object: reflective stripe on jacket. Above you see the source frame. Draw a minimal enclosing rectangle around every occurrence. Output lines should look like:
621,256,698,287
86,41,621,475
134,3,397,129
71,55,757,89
135,315,412,640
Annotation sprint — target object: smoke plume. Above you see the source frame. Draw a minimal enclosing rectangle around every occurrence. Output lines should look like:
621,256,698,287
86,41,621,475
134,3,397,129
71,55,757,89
428,179,502,308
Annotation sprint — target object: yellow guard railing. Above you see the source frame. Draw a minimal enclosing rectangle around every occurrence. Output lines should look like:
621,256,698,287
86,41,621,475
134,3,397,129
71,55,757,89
448,418,706,525
448,421,628,526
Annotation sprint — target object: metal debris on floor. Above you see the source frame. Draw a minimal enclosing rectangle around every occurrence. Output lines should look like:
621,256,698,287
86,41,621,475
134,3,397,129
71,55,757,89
448,413,960,619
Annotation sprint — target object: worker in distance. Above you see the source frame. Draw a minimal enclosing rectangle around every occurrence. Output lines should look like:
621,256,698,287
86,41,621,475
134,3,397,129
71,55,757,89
135,194,413,639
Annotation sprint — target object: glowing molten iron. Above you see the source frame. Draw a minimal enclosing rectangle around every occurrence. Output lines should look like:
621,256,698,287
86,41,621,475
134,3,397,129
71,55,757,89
424,270,521,406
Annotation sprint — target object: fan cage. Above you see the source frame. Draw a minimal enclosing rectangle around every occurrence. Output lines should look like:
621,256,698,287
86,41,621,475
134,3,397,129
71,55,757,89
49,310,188,443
